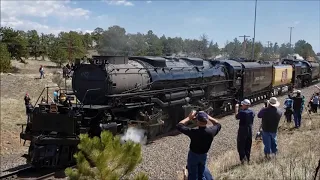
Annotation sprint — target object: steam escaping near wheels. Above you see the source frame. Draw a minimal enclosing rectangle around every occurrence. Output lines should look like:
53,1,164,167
120,127,148,145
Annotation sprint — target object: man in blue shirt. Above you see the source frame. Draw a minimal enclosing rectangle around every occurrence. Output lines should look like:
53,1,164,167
258,97,282,159
176,111,221,180
235,99,255,164
283,94,294,123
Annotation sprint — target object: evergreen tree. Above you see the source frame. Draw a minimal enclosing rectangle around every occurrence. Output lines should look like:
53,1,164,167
0,42,12,72
65,131,148,180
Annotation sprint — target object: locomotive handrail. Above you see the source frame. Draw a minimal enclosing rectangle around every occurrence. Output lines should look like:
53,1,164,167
31,85,61,111
31,86,78,112
79,88,102,110
106,66,210,73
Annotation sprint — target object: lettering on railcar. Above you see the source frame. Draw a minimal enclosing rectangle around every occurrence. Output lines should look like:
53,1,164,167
281,69,288,82
254,76,265,82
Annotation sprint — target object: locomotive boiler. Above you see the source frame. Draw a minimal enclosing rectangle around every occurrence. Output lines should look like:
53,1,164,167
72,56,230,105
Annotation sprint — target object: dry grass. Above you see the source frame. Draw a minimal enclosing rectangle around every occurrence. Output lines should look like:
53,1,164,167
209,112,320,180
0,59,67,156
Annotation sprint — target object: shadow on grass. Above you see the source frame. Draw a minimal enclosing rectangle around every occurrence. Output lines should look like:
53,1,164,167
8,66,21,74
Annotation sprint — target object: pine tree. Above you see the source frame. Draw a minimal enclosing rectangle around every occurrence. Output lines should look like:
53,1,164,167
65,131,148,180
0,42,12,72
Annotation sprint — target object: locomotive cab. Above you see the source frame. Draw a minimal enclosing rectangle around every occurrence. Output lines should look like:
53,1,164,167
213,60,243,94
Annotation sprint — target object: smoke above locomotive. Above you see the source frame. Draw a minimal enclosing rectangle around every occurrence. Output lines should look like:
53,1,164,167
72,56,229,105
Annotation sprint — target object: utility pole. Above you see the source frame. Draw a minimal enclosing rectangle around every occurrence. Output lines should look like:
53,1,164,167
251,0,258,60
288,27,294,49
239,35,250,57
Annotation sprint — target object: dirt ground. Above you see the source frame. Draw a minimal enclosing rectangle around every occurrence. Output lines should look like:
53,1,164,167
0,59,65,156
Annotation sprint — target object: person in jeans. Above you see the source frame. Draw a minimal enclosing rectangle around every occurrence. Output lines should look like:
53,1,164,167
310,93,319,113
235,99,255,164
39,65,45,79
258,97,283,159
283,94,294,123
292,90,305,128
176,111,221,180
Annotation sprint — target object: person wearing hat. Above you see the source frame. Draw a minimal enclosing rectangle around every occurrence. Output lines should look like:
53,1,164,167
257,97,283,159
235,99,255,164
292,90,305,128
176,111,221,180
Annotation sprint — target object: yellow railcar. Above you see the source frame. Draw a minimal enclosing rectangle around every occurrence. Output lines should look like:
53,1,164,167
272,65,293,87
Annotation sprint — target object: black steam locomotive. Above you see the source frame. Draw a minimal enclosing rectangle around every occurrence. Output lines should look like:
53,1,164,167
19,56,320,168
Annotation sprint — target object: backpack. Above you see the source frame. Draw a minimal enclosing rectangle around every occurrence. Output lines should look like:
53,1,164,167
284,99,293,109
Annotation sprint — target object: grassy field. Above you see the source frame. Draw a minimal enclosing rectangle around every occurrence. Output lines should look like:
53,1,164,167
0,59,65,156
209,112,320,180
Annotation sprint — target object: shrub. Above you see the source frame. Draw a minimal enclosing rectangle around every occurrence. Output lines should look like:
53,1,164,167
0,42,11,73
65,131,148,180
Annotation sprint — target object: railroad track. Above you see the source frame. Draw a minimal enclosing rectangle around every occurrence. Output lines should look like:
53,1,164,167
0,165,75,180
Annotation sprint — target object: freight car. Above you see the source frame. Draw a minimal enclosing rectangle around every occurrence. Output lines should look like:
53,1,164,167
271,64,293,96
18,55,316,169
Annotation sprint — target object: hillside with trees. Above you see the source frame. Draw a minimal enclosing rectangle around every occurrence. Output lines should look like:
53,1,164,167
0,25,318,72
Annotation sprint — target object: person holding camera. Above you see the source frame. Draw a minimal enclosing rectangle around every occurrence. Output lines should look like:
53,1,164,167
176,111,221,180
257,97,283,159
235,99,255,164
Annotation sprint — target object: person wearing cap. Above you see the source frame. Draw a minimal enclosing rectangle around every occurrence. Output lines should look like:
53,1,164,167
292,90,305,128
176,111,221,180
235,99,255,164
257,97,283,159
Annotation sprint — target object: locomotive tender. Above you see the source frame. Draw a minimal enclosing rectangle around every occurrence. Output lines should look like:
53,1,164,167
19,55,320,169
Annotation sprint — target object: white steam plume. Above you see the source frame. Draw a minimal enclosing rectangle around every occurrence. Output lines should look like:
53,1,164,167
120,127,147,145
